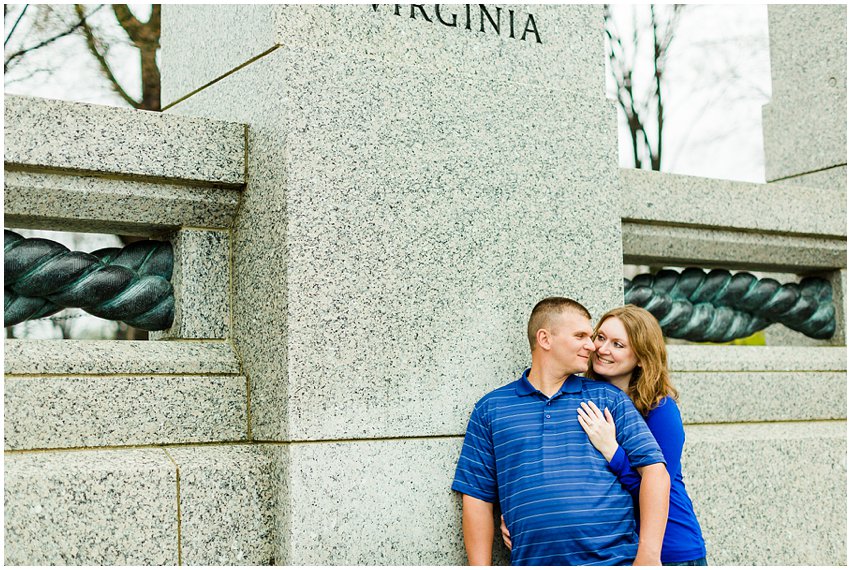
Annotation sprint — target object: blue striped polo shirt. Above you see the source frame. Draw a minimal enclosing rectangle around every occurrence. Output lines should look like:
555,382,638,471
452,369,666,566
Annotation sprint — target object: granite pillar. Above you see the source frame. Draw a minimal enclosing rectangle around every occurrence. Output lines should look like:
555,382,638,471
762,4,846,185
162,5,622,563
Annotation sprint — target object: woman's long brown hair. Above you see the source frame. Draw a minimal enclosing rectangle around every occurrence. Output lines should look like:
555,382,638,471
586,304,678,416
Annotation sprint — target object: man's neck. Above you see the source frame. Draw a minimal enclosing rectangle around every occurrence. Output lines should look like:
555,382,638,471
527,363,571,398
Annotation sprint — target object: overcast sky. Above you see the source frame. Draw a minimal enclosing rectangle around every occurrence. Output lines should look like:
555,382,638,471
635,5,771,183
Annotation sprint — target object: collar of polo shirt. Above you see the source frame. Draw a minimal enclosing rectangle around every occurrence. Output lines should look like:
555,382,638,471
515,368,583,397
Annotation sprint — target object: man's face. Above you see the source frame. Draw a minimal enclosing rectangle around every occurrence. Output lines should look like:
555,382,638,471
547,310,596,374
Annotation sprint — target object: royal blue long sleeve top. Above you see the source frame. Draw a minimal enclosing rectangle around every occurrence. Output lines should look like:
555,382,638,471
607,396,707,564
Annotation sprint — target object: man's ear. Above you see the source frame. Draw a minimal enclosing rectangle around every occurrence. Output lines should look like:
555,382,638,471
536,328,551,350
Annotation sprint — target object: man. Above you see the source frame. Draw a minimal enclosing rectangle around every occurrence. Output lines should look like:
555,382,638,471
452,297,670,565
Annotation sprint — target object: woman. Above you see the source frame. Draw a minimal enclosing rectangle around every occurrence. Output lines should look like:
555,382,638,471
502,304,707,566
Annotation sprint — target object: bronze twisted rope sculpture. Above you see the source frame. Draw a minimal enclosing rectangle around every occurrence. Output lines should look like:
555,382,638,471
624,267,835,342
4,230,174,331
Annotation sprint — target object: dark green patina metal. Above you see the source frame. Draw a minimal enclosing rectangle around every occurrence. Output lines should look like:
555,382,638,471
4,230,174,331
624,267,835,342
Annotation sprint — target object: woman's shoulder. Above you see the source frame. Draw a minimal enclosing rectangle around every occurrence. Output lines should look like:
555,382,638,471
653,395,678,409
647,396,683,424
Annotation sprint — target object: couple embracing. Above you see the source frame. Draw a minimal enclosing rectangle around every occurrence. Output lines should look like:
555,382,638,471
452,297,707,566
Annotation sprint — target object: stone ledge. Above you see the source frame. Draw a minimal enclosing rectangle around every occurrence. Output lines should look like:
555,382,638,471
4,170,240,236
4,95,246,186
675,371,846,424
4,375,248,450
622,221,845,272
4,448,178,565
619,168,846,237
684,418,846,442
4,339,241,375
667,345,846,372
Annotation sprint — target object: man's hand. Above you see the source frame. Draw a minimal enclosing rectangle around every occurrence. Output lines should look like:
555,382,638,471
462,494,495,565
633,463,670,566
576,401,619,462
500,515,512,549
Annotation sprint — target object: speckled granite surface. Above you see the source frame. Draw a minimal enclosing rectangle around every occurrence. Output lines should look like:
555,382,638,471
168,445,274,565
283,438,471,565
683,421,846,565
667,345,846,371
622,221,845,272
4,95,245,185
143,6,850,568
667,345,848,372
828,269,847,345
162,5,600,105
674,371,846,424
150,229,230,340
763,5,846,181
166,24,623,442
265,445,291,566
273,5,598,89
4,170,241,236
773,164,846,192
620,168,846,237
4,339,241,375
4,448,178,565
161,5,278,106
166,57,294,442
275,424,847,565
4,375,247,450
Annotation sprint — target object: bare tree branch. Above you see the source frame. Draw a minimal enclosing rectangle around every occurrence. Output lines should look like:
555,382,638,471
3,64,55,84
111,4,160,110
74,3,139,108
605,4,685,171
5,4,29,47
4,5,103,72
111,4,143,40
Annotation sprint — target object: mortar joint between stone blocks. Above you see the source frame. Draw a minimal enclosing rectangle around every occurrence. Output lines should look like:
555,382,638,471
162,45,281,112
161,448,183,566
3,439,260,455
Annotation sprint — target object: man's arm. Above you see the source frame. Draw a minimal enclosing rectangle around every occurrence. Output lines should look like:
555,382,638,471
633,463,670,566
462,494,495,565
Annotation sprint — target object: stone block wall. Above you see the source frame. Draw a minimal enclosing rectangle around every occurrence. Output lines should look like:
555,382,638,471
3,97,256,564
4,4,846,566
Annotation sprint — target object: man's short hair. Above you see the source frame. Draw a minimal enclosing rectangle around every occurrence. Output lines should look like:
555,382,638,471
527,297,592,350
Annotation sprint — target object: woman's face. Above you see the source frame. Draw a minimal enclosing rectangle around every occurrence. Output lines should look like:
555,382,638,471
591,317,639,384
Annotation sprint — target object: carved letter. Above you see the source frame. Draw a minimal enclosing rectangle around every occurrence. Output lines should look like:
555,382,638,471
394,4,402,16
465,4,471,30
508,9,515,38
520,13,542,44
371,4,379,11
435,4,458,27
410,4,432,21
479,4,501,34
